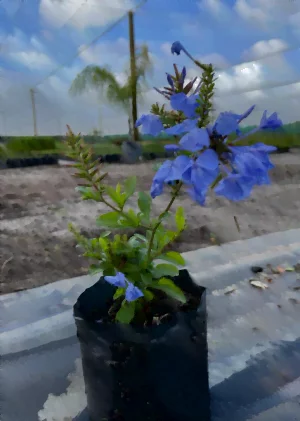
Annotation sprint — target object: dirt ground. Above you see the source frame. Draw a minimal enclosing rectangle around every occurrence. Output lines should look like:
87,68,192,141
1,154,300,295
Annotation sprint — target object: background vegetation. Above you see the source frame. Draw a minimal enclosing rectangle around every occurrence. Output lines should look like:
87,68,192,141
0,121,299,159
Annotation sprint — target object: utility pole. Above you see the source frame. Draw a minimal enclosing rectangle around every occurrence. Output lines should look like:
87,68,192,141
128,10,139,142
30,88,38,136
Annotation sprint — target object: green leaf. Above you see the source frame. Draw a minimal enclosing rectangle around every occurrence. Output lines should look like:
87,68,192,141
105,186,124,207
96,212,120,228
75,186,101,201
155,229,177,250
126,209,140,227
98,237,109,251
152,278,186,303
88,265,102,275
132,234,148,243
124,176,137,198
157,251,185,266
152,263,179,279
113,287,125,300
143,289,154,301
141,272,152,286
115,301,136,324
138,191,152,218
118,218,135,228
175,206,186,232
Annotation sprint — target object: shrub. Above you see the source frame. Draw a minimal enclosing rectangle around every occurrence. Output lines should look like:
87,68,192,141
6,136,56,155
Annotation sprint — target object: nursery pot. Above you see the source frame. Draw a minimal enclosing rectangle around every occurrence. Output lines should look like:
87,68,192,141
121,140,142,164
73,269,210,421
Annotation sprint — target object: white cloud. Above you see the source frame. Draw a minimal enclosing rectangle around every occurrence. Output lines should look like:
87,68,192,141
198,0,231,19
199,53,230,70
79,38,128,69
243,39,289,61
234,0,300,27
0,28,298,137
160,42,172,57
9,51,54,69
234,0,267,25
0,29,55,70
216,62,264,95
40,0,135,30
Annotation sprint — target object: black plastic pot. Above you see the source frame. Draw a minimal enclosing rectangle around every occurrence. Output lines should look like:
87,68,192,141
121,140,142,164
277,147,290,154
105,153,121,163
6,158,20,168
74,269,210,421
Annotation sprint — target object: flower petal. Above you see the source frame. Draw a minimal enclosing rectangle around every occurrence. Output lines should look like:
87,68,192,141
187,185,208,206
125,282,144,302
213,112,240,136
179,128,210,152
260,111,283,130
170,93,199,118
195,149,219,171
135,114,164,136
104,272,127,288
150,180,164,198
164,144,180,152
164,119,198,135
214,175,254,201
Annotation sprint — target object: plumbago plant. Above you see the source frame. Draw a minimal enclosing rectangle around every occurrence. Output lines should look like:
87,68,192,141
66,41,282,325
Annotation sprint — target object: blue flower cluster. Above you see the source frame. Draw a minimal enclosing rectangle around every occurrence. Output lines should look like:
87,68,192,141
136,94,282,205
104,272,144,302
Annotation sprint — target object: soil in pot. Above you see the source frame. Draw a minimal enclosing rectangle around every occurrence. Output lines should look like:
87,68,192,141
74,269,210,421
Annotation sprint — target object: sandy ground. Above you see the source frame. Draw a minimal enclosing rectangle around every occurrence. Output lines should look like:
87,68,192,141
0,154,300,295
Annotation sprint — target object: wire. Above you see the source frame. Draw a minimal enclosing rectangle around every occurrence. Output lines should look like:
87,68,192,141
214,43,300,72
33,0,148,88
215,76,300,97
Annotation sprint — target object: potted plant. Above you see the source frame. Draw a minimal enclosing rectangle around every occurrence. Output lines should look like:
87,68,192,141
66,41,282,421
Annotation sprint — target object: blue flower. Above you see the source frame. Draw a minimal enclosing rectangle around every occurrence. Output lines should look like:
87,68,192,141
151,155,191,198
214,174,254,201
104,272,127,288
150,181,164,198
182,149,219,189
164,144,180,152
170,41,195,62
105,272,143,302
213,112,241,136
170,93,199,118
180,66,187,84
166,73,175,90
179,128,210,152
230,147,271,185
238,105,256,121
171,41,184,55
164,118,198,136
260,111,282,130
135,114,164,136
125,282,144,302
187,184,208,206
251,142,277,153
213,106,256,137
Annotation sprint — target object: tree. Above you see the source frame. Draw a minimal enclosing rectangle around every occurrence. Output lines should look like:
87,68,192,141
69,44,153,140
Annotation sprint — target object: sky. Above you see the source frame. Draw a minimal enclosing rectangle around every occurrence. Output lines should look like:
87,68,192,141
1,0,300,135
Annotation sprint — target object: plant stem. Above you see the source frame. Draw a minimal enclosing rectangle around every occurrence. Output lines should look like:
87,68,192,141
146,182,182,264
77,149,151,229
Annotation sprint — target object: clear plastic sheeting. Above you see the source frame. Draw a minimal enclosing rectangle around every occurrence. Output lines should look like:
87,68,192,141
0,229,300,421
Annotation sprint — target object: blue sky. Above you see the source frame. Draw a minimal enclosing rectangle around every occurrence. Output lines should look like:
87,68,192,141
0,0,300,135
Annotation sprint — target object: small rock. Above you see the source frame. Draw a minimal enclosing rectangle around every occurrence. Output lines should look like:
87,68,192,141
251,266,263,274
